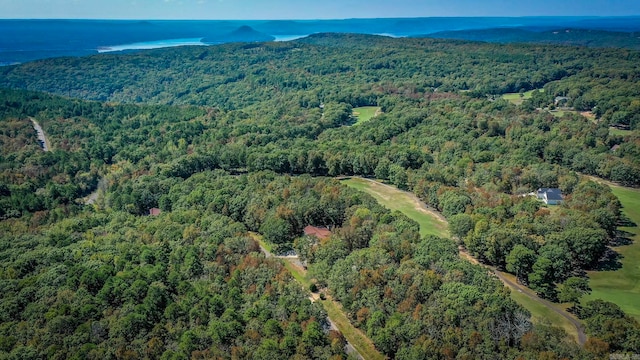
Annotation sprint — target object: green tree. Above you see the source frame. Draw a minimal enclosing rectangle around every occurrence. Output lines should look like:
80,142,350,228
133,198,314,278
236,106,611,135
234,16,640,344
259,214,293,244
448,213,474,240
388,164,408,190
528,256,557,300
506,245,537,284
558,277,591,308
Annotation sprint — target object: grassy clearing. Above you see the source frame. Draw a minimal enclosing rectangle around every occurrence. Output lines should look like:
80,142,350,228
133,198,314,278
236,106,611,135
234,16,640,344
502,89,542,105
549,110,567,117
320,299,386,360
352,106,381,125
609,127,633,136
342,177,582,337
342,177,447,238
510,289,578,340
282,260,309,286
249,231,273,252
498,271,580,342
585,185,640,321
549,110,588,118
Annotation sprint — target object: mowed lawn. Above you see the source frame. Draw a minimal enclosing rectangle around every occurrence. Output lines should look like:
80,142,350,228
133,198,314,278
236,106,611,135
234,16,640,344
585,185,640,321
502,89,542,105
510,283,580,340
352,106,381,125
342,177,448,238
609,127,633,136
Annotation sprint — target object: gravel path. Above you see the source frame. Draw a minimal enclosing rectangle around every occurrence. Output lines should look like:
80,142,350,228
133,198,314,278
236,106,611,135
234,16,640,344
256,240,365,359
29,117,50,151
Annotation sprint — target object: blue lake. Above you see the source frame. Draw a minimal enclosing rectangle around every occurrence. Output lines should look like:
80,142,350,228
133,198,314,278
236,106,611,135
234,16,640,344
2,17,639,64
97,38,207,53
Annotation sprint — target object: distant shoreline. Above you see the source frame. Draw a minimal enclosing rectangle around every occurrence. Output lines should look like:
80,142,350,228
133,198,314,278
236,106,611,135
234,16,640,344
97,38,207,53
3,16,640,64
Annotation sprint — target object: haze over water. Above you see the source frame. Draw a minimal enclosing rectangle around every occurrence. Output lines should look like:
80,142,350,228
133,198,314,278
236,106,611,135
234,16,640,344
2,17,640,64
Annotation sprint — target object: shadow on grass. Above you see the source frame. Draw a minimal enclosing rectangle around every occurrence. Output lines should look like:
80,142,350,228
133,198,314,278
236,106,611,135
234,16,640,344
610,230,634,246
617,213,637,228
342,118,357,126
593,248,624,271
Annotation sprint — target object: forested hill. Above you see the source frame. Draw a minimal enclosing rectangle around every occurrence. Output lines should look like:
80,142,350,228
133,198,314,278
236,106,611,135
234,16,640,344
422,28,640,50
1,33,639,130
1,33,640,358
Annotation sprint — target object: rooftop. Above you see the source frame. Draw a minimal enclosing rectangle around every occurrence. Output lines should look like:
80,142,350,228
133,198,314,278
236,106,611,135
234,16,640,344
537,188,563,201
304,225,331,240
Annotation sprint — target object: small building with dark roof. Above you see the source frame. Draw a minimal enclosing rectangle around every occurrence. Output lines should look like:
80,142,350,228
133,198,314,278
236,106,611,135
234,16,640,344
536,188,564,205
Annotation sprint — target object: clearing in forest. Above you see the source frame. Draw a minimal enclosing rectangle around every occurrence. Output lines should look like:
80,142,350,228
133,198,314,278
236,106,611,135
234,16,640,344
496,271,584,344
609,127,633,136
502,89,543,105
585,184,640,321
342,177,584,343
351,106,381,125
342,177,447,238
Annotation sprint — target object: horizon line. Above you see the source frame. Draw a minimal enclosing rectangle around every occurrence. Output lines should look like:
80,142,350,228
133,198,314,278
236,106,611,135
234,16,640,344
2,15,640,21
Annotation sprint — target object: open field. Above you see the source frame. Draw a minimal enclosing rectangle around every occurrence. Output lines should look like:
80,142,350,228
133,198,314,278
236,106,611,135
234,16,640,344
585,184,640,321
342,177,448,238
609,127,634,136
502,89,542,105
352,106,381,125
342,177,584,341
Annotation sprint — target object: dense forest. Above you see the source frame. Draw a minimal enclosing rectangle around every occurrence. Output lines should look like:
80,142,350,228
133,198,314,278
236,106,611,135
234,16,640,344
1,33,640,358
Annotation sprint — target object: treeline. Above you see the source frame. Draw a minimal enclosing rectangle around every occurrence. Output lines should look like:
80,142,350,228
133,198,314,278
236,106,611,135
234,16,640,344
0,179,349,359
2,33,640,129
1,33,640,357
3,164,633,359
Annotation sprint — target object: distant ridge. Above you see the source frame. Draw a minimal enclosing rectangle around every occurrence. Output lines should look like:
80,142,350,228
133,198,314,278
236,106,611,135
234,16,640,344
204,25,275,44
2,17,640,64
419,27,640,50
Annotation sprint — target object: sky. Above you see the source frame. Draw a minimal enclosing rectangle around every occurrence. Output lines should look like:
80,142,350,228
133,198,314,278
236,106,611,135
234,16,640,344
1,0,640,19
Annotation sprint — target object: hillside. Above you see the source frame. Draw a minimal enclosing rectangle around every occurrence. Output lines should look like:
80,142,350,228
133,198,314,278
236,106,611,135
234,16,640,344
2,33,639,131
1,34,640,358
203,25,275,43
423,27,640,50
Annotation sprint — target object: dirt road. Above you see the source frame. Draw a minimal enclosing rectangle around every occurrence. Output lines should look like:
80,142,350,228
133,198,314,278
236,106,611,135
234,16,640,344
29,117,50,151
347,177,587,345
254,234,366,359
491,269,587,345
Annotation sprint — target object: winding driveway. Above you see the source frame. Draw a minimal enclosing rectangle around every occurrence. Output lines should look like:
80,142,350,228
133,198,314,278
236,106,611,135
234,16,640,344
252,233,367,359
343,176,587,346
491,268,587,345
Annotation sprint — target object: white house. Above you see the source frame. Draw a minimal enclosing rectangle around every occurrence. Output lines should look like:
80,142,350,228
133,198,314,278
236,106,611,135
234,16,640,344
536,188,564,205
